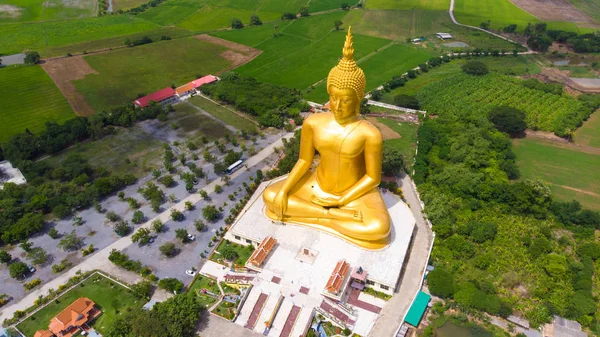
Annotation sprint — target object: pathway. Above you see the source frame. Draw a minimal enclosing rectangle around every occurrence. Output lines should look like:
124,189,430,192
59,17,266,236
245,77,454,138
0,132,293,324
367,100,426,115
0,54,25,66
367,174,433,337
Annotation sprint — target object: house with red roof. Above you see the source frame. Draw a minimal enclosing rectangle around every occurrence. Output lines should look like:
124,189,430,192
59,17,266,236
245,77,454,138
133,87,177,108
34,297,101,337
191,75,218,89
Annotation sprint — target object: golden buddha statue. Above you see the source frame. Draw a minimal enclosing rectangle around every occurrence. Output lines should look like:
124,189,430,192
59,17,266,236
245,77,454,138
263,27,391,250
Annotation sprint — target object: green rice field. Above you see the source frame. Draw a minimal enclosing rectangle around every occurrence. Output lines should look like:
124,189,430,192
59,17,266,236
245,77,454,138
513,138,600,210
0,65,74,143
176,6,280,32
574,111,600,148
73,37,231,112
0,15,159,55
453,0,538,31
16,274,142,337
210,21,293,46
113,0,148,11
366,0,449,10
0,0,96,23
137,0,205,26
308,0,359,12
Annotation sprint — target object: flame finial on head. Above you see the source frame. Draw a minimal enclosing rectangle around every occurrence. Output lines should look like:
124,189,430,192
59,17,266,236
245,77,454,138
327,26,366,102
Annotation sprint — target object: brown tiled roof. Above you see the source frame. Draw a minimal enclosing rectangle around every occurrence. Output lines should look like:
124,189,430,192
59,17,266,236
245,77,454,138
325,260,349,294
175,83,195,95
248,236,277,267
48,297,96,335
34,330,55,337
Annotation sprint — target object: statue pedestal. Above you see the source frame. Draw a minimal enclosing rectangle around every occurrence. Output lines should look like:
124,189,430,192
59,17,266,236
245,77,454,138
225,178,416,295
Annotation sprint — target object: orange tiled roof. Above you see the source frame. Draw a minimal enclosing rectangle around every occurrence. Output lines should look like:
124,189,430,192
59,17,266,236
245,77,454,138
34,330,55,337
248,236,277,267
175,83,195,95
48,297,96,335
325,260,350,294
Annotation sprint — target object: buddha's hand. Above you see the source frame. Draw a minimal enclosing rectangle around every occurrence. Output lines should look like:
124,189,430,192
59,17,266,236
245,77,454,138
272,189,289,220
310,193,343,208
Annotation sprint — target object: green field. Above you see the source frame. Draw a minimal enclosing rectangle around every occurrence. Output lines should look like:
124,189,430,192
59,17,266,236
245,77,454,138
283,11,346,40
568,0,600,23
177,6,280,32
188,96,258,131
377,118,419,166
0,15,159,55
0,65,74,143
16,274,142,337
137,0,205,26
210,21,293,46
73,37,231,112
366,0,449,10
453,0,538,31
308,0,359,12
513,138,600,210
113,0,148,11
574,110,600,148
0,0,96,23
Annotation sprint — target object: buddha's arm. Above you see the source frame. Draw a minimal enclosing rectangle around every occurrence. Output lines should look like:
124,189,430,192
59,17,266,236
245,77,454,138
339,131,383,206
278,123,315,194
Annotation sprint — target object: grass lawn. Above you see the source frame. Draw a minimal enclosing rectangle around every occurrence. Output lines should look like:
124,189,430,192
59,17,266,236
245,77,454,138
212,240,254,266
176,6,280,32
73,37,231,112
170,103,234,140
236,31,390,89
137,0,205,26
308,0,359,12
0,0,95,23
0,15,159,55
220,282,241,295
187,96,258,131
283,11,346,40
377,118,419,166
187,275,220,307
211,299,237,320
574,110,600,148
17,273,142,337
513,138,600,210
0,65,74,143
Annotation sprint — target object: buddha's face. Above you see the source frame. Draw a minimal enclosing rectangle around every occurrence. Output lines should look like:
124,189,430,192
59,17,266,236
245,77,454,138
328,86,359,122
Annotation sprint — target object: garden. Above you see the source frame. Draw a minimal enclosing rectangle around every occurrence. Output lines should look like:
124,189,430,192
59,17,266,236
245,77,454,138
211,298,238,320
16,273,142,337
211,240,255,267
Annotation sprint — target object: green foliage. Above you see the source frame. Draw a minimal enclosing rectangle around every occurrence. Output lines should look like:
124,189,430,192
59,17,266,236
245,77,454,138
0,250,12,264
27,247,49,265
231,18,244,29
131,281,153,299
462,60,488,76
202,205,220,222
159,242,177,257
220,246,238,261
109,249,143,272
58,230,84,251
382,145,404,176
132,210,145,224
170,209,184,221
158,278,184,293
393,94,419,109
152,219,165,233
489,106,527,136
175,228,189,243
114,220,133,237
24,52,41,65
427,268,454,298
249,14,262,26
132,228,152,244
9,262,29,279
24,278,42,290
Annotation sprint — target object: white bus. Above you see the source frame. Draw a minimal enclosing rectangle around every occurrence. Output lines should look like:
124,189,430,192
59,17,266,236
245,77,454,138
226,159,244,174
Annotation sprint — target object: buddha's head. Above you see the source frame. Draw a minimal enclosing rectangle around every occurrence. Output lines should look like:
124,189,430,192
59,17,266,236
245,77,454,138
327,26,366,122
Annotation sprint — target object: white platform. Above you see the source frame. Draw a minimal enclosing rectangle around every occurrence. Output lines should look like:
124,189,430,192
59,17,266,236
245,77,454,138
227,178,416,289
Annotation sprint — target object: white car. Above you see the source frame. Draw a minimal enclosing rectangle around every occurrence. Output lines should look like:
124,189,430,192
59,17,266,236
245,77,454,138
28,265,36,273
185,269,197,276
187,234,195,241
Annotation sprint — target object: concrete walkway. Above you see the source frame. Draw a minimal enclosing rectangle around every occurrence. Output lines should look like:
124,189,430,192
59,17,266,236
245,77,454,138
0,132,293,324
0,54,25,66
367,174,433,337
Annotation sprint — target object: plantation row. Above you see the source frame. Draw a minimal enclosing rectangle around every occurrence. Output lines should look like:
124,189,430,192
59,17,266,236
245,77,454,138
417,73,593,136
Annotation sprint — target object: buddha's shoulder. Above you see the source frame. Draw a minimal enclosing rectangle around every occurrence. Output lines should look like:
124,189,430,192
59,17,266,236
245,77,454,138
304,112,333,125
359,119,383,139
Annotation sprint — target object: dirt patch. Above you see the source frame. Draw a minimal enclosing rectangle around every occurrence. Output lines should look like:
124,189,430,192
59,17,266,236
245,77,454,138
195,34,261,73
510,0,598,27
549,183,600,197
365,117,401,140
525,67,600,94
42,56,97,116
0,4,22,18
517,132,600,155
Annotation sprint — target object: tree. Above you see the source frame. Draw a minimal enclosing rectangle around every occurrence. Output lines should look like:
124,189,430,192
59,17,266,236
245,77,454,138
160,175,175,187
231,18,244,29
382,145,404,176
393,94,419,109
152,219,165,233
479,20,490,30
158,278,184,293
199,189,209,200
27,247,49,266
131,281,153,299
281,12,296,20
341,3,349,9
221,246,238,261
132,210,145,224
334,20,343,30
427,268,455,298
202,205,220,222
194,219,205,232
214,185,223,193
184,201,194,211
58,230,83,251
489,106,527,136
24,51,40,65
114,220,133,237
132,228,152,245
175,228,189,243
0,250,12,264
300,7,309,16
462,60,488,76
106,211,120,222
19,240,33,252
154,293,203,337
48,228,60,239
249,14,262,25
9,262,29,279
160,242,177,257
170,209,184,221
527,35,552,52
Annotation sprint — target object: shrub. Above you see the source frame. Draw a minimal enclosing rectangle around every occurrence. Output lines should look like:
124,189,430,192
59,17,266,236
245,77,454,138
427,268,454,298
48,228,60,239
158,278,184,293
160,242,177,257
170,209,184,221
489,106,527,137
24,278,42,290
462,60,488,76
114,220,133,237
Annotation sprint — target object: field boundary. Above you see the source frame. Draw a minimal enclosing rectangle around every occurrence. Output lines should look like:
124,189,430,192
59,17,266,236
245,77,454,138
522,131,600,155
194,34,262,74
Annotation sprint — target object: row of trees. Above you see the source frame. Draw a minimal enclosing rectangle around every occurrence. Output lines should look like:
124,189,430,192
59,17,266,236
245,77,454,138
199,72,308,128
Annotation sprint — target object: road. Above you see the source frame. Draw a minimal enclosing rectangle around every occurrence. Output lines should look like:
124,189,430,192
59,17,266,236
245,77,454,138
0,132,293,325
368,174,433,337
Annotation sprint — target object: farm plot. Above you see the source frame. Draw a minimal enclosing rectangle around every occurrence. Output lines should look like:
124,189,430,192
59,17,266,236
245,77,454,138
308,0,359,12
453,0,539,32
568,0,600,23
177,5,280,32
0,15,159,55
137,0,205,26
73,37,232,112
366,0,448,10
417,73,593,136
513,138,600,210
510,0,597,26
0,0,96,23
235,31,390,89
210,20,293,47
574,110,600,148
283,11,346,40
0,65,74,143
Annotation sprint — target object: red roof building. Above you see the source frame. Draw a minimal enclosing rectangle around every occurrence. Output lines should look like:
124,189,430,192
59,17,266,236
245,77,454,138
325,260,350,295
35,297,101,337
247,236,277,268
133,87,177,108
175,83,195,96
191,75,218,89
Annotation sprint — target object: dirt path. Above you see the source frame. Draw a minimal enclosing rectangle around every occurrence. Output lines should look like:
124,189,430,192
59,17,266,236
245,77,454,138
195,34,262,73
549,183,600,197
41,56,97,116
522,130,600,155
